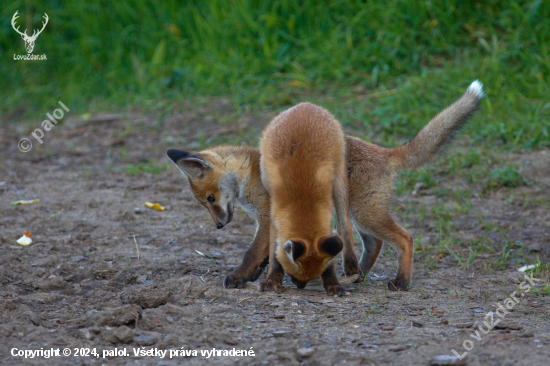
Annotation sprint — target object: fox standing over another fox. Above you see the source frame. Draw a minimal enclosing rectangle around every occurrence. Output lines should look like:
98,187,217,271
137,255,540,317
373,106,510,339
167,80,484,293
259,102,361,296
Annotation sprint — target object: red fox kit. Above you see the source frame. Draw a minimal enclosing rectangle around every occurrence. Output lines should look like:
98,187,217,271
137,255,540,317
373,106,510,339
259,102,360,296
168,81,483,292
167,146,272,286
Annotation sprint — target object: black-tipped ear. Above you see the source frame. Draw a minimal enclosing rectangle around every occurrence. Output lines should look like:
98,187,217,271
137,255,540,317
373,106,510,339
167,149,210,179
167,149,190,163
292,241,306,261
283,240,306,261
319,236,343,257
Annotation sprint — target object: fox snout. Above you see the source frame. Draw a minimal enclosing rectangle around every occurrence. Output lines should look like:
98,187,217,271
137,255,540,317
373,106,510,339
212,202,234,229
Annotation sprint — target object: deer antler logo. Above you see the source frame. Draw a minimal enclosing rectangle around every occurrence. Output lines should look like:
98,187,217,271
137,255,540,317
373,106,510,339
11,11,49,54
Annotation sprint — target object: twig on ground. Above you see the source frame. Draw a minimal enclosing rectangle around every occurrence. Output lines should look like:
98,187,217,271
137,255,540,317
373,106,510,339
133,235,140,262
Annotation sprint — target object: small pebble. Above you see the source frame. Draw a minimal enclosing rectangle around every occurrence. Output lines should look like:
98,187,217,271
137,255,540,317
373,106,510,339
429,354,466,365
297,347,314,357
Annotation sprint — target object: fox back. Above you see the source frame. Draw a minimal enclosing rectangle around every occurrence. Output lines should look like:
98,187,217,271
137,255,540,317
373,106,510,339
260,102,347,282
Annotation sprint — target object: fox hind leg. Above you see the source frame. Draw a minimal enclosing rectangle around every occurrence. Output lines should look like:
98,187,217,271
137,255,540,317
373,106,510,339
376,217,413,291
358,232,383,278
356,215,413,291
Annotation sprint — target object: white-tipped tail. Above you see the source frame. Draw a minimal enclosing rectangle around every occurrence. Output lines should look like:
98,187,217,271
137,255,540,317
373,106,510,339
391,80,483,169
467,80,484,98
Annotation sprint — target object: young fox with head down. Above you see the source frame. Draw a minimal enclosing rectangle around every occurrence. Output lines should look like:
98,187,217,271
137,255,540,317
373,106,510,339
167,81,483,293
259,102,360,296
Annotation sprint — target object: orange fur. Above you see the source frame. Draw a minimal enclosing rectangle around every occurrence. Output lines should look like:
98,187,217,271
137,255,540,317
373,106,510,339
168,81,483,292
259,103,359,295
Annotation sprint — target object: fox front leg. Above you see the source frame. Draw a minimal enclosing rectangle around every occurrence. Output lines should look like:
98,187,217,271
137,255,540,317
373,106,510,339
224,218,270,289
249,255,269,282
333,167,362,281
259,223,285,293
321,261,345,296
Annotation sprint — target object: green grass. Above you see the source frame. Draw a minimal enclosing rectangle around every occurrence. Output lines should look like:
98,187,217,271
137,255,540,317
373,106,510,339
1,0,549,149
125,160,169,175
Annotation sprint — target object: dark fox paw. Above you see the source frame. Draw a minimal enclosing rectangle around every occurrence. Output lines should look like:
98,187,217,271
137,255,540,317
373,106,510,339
223,274,248,289
259,279,283,294
388,278,410,291
344,260,363,283
325,284,346,297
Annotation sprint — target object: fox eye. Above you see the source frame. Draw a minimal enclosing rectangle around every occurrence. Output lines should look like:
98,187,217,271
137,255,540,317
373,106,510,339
207,194,215,203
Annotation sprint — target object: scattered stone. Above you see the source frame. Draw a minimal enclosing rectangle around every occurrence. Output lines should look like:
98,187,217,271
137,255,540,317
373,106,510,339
382,325,395,331
49,277,68,289
71,255,85,262
86,304,141,327
158,334,183,349
5,301,16,310
297,347,314,357
274,312,285,319
89,198,99,208
439,319,449,325
166,316,174,324
272,331,290,338
410,305,425,311
526,242,542,252
277,352,301,366
495,322,523,330
429,354,466,365
26,312,43,326
78,328,94,340
120,284,170,308
136,275,147,284
104,325,134,344
388,344,411,352
412,320,424,328
450,318,474,328
472,308,483,313
135,331,159,346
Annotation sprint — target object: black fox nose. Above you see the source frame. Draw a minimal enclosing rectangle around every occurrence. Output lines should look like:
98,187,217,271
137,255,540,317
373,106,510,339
216,223,224,229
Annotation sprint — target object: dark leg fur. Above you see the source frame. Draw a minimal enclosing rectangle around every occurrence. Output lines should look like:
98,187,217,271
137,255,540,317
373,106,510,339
259,224,285,293
224,220,270,289
321,262,345,296
249,255,269,282
333,166,362,282
358,232,383,277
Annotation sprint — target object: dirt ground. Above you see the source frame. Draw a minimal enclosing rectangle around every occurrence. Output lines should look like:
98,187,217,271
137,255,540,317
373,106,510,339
1,102,549,366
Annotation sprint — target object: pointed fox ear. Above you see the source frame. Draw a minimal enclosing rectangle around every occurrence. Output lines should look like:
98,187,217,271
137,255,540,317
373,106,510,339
167,149,211,179
283,240,306,261
318,235,343,257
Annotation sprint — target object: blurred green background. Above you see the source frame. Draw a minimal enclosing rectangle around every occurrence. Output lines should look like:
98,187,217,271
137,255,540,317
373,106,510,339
1,0,549,148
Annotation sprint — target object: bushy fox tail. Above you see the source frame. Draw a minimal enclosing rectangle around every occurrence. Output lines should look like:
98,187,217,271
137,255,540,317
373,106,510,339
391,80,484,169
